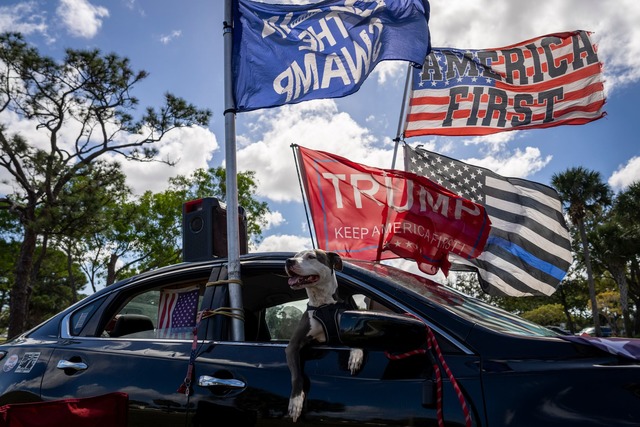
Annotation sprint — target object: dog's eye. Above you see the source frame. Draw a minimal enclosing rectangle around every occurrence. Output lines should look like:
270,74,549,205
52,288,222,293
307,253,316,259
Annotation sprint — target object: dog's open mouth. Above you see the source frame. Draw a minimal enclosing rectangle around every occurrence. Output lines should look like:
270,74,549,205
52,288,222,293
287,274,319,288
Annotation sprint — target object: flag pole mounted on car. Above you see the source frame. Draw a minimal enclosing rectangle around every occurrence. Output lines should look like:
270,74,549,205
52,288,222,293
223,0,244,341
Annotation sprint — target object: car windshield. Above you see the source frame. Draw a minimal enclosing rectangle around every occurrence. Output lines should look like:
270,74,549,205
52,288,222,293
349,260,557,338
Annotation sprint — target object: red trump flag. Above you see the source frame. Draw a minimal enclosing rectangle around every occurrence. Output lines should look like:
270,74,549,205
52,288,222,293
295,146,491,275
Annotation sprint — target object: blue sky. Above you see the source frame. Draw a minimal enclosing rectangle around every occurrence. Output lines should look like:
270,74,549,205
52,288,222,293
2,0,640,257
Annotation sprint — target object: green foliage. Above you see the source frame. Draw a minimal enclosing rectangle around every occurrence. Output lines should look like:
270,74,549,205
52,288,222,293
522,304,566,326
74,167,270,289
0,240,18,305
0,31,211,336
0,240,86,332
551,166,612,223
29,248,87,328
169,167,269,239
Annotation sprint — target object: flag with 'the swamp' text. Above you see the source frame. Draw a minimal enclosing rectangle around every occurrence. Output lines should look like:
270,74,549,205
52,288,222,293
233,0,431,112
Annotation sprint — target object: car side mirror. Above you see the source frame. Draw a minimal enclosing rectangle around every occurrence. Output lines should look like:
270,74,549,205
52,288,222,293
339,310,427,353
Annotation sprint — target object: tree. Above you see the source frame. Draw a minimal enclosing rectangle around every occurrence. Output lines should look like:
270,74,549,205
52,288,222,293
521,303,566,326
79,167,270,289
0,33,211,337
0,239,86,333
0,239,18,331
590,219,636,337
608,182,640,336
170,166,270,239
596,290,622,335
28,247,87,329
552,167,612,336
49,162,131,300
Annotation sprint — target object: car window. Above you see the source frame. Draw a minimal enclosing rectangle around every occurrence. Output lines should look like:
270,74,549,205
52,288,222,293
239,265,400,342
348,260,557,338
69,297,104,336
101,284,205,339
264,300,306,340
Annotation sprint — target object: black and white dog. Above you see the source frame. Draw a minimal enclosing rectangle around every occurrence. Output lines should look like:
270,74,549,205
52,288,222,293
284,249,364,422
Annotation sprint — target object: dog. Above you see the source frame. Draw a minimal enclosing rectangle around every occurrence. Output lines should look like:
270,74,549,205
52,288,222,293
284,249,364,422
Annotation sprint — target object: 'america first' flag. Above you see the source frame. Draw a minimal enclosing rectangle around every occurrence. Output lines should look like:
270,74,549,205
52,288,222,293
404,31,605,137
233,0,430,112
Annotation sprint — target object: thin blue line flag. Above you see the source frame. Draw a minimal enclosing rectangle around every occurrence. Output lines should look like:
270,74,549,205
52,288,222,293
405,144,573,297
233,0,431,112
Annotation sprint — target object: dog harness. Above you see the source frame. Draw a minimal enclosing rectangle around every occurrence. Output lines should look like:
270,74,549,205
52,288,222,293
308,302,351,344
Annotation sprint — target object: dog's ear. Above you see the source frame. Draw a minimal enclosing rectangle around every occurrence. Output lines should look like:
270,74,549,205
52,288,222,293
327,252,343,272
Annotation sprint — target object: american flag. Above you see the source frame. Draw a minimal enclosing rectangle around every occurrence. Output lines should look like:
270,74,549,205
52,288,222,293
405,31,605,137
157,287,199,339
560,336,640,361
404,145,572,296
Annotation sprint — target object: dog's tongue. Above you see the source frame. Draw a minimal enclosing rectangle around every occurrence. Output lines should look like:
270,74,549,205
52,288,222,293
288,275,318,287
288,276,300,286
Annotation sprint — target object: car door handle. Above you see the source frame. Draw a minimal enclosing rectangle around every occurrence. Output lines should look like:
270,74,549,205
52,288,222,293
198,375,245,389
57,360,88,371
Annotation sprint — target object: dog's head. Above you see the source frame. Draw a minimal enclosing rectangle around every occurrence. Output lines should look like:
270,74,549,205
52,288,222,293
285,249,343,291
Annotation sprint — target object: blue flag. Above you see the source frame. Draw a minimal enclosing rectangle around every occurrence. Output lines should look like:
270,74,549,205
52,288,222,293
233,0,431,112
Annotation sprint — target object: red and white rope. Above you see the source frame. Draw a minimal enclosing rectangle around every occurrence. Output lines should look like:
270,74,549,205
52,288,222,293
386,314,472,427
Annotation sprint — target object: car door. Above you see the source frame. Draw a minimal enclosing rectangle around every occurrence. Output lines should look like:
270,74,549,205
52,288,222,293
39,265,226,427
187,261,483,426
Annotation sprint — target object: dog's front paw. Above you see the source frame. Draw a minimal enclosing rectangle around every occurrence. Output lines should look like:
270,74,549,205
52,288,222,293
348,348,364,374
289,391,305,422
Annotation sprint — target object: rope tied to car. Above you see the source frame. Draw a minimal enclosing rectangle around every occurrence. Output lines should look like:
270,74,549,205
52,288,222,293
177,305,245,397
177,310,207,397
385,313,473,427
206,278,243,287
200,307,244,321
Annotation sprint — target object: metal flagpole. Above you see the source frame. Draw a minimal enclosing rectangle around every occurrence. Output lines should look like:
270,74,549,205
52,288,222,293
291,144,317,249
223,0,244,341
391,62,413,169
375,63,414,261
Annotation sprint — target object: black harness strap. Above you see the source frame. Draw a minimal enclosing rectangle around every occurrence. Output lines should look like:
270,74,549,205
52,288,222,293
308,302,351,344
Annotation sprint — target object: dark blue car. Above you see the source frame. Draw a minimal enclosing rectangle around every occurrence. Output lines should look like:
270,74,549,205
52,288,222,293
0,253,638,426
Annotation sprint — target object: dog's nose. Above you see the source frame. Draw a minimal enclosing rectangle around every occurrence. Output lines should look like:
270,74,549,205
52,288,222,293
285,258,295,268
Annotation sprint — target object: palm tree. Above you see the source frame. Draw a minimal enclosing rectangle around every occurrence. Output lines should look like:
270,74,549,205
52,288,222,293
590,220,634,337
610,182,640,336
552,167,612,337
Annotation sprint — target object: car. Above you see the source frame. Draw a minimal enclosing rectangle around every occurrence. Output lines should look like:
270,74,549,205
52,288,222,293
0,252,638,426
577,326,613,337
545,325,571,335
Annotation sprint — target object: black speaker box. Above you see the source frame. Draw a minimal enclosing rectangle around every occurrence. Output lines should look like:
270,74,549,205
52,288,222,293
182,197,248,262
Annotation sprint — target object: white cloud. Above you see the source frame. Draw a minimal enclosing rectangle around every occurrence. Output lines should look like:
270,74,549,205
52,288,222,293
0,107,219,197
430,0,640,93
262,210,286,231
159,30,182,45
462,147,552,178
0,2,49,38
236,100,396,203
118,125,219,195
0,110,61,195
372,61,408,85
462,132,519,154
255,234,313,253
56,0,109,39
608,156,640,191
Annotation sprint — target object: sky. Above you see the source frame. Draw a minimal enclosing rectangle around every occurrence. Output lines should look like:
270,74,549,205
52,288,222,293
2,0,640,260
